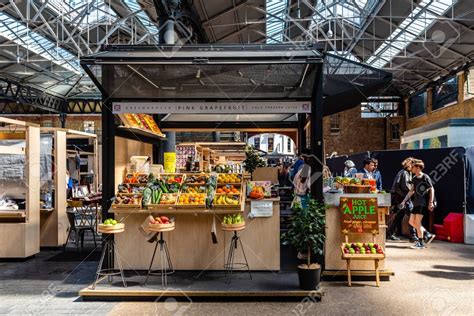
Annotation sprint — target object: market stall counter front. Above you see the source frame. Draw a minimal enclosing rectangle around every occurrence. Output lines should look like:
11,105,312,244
110,198,280,271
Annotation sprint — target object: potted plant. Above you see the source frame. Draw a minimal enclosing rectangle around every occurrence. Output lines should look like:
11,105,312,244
243,145,266,179
282,199,326,290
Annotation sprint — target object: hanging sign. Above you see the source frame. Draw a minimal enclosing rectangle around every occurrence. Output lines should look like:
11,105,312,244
250,200,273,217
163,152,176,173
339,197,379,234
112,101,311,114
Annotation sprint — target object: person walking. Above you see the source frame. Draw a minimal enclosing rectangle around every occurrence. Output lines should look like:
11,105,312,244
387,157,415,241
401,159,436,249
292,153,311,209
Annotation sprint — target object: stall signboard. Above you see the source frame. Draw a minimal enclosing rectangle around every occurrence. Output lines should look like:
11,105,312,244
164,152,176,173
339,197,379,234
250,200,273,217
112,101,311,114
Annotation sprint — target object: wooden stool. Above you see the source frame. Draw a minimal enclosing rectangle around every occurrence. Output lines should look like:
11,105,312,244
222,223,252,283
145,223,175,288
92,223,126,289
341,234,385,287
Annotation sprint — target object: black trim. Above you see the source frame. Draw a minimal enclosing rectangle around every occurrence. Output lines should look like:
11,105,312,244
160,121,299,129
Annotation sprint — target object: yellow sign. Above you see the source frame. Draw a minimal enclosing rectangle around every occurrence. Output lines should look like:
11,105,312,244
164,152,176,173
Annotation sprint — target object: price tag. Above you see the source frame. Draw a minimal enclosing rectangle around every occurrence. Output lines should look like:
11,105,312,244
250,200,273,217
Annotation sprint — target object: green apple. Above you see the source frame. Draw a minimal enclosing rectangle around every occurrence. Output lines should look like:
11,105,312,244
111,220,118,225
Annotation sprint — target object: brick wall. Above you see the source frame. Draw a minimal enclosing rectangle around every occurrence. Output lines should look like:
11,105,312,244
323,106,397,156
405,73,474,130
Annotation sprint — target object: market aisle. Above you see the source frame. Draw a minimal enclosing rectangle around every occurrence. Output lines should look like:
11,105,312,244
107,240,474,316
0,240,472,315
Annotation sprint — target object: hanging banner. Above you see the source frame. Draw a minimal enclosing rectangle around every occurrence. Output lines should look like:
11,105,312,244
164,152,176,173
112,101,311,114
339,197,379,234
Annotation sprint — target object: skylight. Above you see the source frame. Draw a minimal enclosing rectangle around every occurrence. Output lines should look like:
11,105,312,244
0,12,80,74
266,0,289,44
367,0,455,68
310,0,378,28
123,0,159,41
42,0,117,29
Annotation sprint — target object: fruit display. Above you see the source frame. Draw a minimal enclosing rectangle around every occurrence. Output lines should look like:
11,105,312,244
184,174,208,185
113,195,141,207
178,193,206,205
246,181,271,199
102,218,119,226
214,163,242,174
123,172,148,184
216,185,240,194
159,175,184,193
217,173,242,184
214,194,240,206
158,193,178,205
117,183,144,195
120,114,164,136
148,215,174,225
341,242,384,255
222,213,245,225
181,184,207,194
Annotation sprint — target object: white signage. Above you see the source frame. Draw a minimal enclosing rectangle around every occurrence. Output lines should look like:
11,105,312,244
112,101,311,114
250,200,273,217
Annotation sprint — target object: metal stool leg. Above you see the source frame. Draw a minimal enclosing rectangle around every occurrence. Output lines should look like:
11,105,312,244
238,236,252,280
113,240,127,288
92,239,108,290
145,238,160,285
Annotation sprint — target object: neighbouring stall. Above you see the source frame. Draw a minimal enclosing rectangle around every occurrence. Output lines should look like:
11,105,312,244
79,44,392,298
0,117,40,258
39,128,98,248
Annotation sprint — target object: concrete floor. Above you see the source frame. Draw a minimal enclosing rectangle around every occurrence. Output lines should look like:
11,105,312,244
0,240,472,315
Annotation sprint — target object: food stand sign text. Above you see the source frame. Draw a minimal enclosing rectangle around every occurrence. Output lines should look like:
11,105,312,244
339,197,379,234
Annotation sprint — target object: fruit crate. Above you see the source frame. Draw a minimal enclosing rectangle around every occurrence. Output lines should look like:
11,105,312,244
213,193,242,210
182,173,208,185
146,193,178,210
217,173,243,186
176,193,207,209
340,243,385,260
111,197,142,209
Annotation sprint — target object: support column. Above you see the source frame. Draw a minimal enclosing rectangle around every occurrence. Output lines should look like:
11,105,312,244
298,113,306,154
310,63,324,202
212,131,221,142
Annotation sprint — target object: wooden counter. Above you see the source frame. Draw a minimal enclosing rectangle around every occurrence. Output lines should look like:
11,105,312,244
323,193,390,271
112,198,280,271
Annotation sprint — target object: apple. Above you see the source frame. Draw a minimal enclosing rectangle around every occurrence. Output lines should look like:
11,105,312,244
349,248,355,254
160,216,169,224
377,248,383,254
345,243,351,249
356,242,363,248
111,220,118,225
371,248,376,254
368,243,374,248
351,243,356,248
360,248,366,254
374,244,379,249
343,248,349,254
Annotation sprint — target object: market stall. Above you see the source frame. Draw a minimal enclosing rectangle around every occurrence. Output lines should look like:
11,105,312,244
0,117,40,258
39,128,98,247
79,44,392,298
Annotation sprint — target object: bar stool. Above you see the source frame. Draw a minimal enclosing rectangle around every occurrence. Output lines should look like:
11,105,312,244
91,223,127,289
145,223,175,287
222,223,252,283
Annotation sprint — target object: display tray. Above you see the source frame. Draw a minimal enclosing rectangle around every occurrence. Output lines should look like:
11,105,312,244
221,222,246,231
117,192,143,197
340,244,385,260
79,271,323,300
97,223,125,234
149,222,175,232
176,203,206,209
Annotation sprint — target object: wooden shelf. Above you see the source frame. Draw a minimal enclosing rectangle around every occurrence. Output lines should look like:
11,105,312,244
110,208,242,215
0,210,26,218
117,126,166,140
40,208,54,213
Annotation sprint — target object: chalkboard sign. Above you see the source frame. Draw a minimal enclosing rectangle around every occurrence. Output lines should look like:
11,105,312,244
339,197,379,234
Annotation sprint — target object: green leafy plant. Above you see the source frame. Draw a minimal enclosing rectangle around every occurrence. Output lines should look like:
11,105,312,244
243,145,266,177
281,199,327,267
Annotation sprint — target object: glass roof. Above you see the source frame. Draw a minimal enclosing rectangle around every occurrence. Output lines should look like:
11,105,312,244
367,0,455,68
0,12,80,74
310,0,378,28
43,0,117,29
123,0,160,42
266,0,289,44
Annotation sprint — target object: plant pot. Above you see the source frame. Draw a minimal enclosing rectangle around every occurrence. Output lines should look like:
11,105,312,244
297,263,321,290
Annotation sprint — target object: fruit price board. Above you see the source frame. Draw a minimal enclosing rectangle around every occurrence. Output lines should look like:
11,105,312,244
339,197,379,234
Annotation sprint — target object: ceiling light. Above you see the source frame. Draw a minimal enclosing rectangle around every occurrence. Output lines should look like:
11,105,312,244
196,69,201,79
250,79,257,85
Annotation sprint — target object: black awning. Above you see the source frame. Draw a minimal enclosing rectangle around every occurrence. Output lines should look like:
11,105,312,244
80,44,392,117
